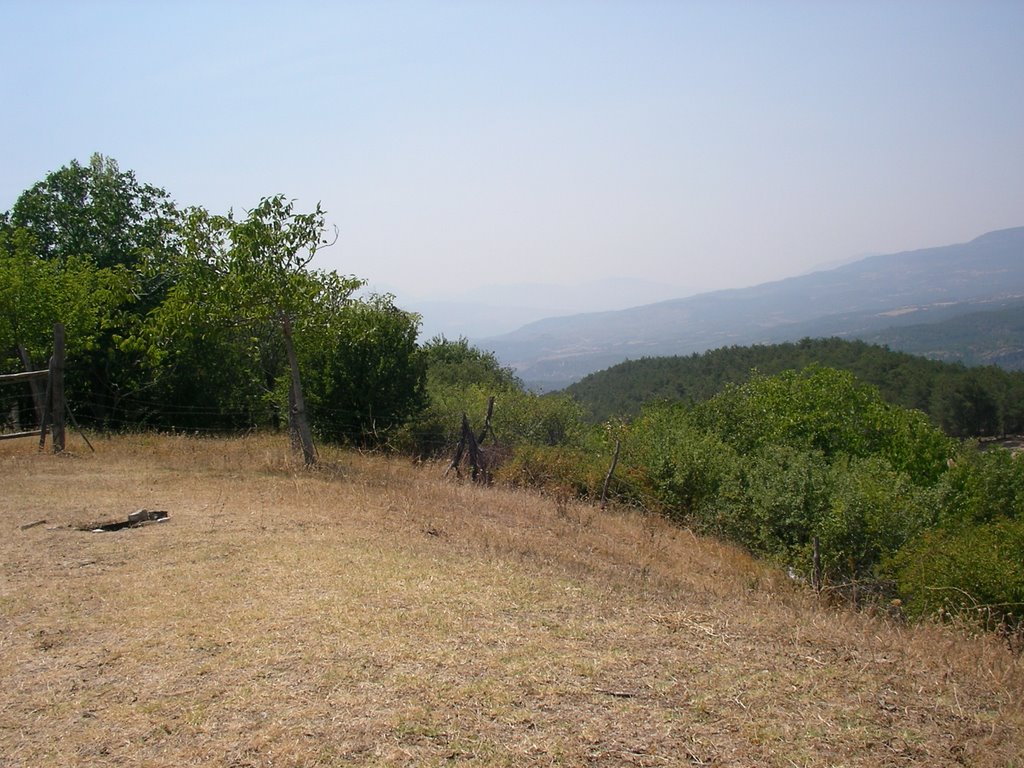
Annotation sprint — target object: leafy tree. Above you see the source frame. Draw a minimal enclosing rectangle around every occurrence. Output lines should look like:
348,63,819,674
3,155,182,427
7,153,178,271
158,197,353,463
930,371,1000,437
300,293,425,446
420,336,520,391
693,366,952,484
0,226,135,421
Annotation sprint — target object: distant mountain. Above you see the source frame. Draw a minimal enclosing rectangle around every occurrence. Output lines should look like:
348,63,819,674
863,299,1024,369
399,277,695,340
479,227,1024,390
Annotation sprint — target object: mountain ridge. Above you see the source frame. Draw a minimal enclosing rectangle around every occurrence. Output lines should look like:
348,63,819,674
479,226,1024,389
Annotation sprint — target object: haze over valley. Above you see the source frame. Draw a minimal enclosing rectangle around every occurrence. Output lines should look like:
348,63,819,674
469,226,1024,390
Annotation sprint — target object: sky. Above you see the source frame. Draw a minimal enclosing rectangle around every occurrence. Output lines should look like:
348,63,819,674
2,1,1022,320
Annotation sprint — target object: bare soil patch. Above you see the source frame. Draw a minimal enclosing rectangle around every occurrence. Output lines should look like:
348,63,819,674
1,434,1022,766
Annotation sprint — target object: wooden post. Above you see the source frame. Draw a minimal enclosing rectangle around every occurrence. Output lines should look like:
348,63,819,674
63,394,95,453
465,415,483,482
476,396,495,445
812,536,822,595
600,440,621,510
51,323,65,453
38,360,53,450
445,414,469,478
281,314,316,466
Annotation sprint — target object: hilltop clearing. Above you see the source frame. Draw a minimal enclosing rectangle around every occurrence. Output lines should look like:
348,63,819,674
1,435,1022,767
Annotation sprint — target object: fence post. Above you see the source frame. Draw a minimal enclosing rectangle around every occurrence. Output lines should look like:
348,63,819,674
44,323,67,450
600,440,621,510
812,536,823,595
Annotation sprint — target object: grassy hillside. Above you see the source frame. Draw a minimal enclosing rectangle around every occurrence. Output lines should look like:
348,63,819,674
2,434,1023,767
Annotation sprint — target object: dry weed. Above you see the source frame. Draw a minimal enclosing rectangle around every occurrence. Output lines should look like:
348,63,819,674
1,434,1021,767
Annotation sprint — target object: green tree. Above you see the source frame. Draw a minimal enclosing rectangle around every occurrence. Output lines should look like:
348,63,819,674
930,371,1000,437
0,226,134,420
8,153,178,271
693,365,952,484
4,155,182,427
300,294,425,446
160,196,354,464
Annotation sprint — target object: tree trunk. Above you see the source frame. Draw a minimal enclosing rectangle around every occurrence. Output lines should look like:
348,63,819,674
51,323,65,453
281,314,317,466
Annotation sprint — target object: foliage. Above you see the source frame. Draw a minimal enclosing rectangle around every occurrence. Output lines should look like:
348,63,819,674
814,457,931,582
891,516,1024,628
300,294,425,446
7,153,179,271
708,446,832,565
401,337,526,456
692,366,953,484
934,445,1024,526
496,443,609,498
608,369,948,584
419,335,521,392
930,370,1001,437
0,227,134,371
2,158,430,450
893,444,1024,624
2,156,183,426
567,336,1024,437
618,403,738,521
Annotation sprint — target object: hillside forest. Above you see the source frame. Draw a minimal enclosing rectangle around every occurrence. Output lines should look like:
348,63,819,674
2,156,1022,639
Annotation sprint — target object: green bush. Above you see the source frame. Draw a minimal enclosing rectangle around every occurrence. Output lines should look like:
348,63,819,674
815,457,931,582
620,402,738,522
891,516,1024,628
935,446,1024,526
398,337,588,459
693,366,953,484
709,446,832,565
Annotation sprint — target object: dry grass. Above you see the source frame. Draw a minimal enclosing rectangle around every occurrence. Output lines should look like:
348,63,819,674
1,433,1022,767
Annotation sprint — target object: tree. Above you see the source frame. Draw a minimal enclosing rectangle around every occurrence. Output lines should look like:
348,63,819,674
300,294,425,446
8,153,178,271
0,226,134,421
3,155,182,427
165,196,352,464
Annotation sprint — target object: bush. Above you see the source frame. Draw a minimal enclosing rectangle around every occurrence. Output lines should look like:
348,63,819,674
693,366,953,484
891,517,1024,628
709,446,832,565
620,402,738,522
496,443,609,499
935,445,1024,526
815,457,931,582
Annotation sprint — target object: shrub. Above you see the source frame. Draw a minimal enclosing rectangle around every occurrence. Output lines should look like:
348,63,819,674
496,443,608,499
815,457,931,582
891,517,1024,628
709,446,832,564
620,402,738,522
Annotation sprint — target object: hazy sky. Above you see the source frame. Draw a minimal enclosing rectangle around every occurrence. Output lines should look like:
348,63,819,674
2,1,1022,306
